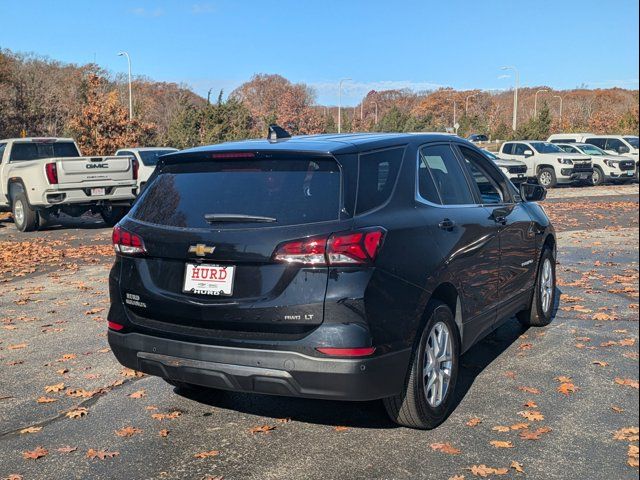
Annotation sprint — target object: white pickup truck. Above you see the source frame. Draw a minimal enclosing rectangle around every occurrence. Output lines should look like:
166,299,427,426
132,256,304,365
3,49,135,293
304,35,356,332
0,137,138,231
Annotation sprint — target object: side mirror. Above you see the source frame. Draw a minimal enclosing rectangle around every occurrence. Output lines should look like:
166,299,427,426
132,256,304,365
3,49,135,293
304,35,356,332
520,183,547,202
524,149,534,157
618,146,630,154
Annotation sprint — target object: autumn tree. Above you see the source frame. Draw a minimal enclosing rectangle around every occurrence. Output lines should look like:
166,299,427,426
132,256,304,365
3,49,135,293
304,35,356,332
68,74,156,155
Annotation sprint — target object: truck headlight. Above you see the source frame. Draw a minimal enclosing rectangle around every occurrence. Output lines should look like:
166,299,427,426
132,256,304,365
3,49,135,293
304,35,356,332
604,159,617,168
500,167,509,175
557,158,573,165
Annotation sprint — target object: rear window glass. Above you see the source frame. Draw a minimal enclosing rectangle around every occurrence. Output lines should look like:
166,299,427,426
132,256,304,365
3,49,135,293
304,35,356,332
10,142,80,161
355,147,404,214
131,158,341,228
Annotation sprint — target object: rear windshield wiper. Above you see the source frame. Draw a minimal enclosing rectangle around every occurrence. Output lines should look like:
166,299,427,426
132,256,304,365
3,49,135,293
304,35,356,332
204,214,277,224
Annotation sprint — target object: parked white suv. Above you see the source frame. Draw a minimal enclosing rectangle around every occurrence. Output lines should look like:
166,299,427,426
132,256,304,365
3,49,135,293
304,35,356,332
0,138,137,231
548,133,639,179
499,141,593,188
114,147,178,193
555,143,636,185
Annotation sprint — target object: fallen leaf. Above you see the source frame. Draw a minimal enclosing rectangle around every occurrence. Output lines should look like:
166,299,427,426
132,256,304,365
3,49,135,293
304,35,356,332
511,461,525,473
159,429,170,437
151,411,182,420
614,427,639,442
523,400,538,408
518,386,541,395
468,464,509,477
592,361,608,367
430,442,461,454
466,417,482,427
492,426,511,433
193,450,220,459
557,382,579,396
44,383,65,393
615,378,639,389
36,396,57,404
128,390,146,399
510,423,530,431
115,426,141,437
65,407,88,419
22,446,48,460
611,406,624,413
57,446,78,454
86,449,119,460
520,427,552,440
628,444,639,468
20,426,42,434
8,343,27,350
249,425,276,434
490,440,514,449
334,426,350,432
518,410,544,422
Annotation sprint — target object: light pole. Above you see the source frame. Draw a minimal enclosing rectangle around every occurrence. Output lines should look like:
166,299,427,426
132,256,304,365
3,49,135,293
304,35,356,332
117,51,133,121
534,89,548,117
338,78,351,134
500,66,519,131
465,93,478,116
554,95,564,127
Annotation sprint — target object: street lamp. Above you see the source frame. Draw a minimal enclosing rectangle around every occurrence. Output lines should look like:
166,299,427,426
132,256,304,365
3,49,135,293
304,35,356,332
500,66,519,131
338,78,352,134
465,93,478,116
534,89,549,117
117,52,133,121
553,95,564,127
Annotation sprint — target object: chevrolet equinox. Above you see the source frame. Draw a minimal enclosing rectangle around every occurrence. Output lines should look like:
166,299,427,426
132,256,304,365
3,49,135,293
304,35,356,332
108,132,556,429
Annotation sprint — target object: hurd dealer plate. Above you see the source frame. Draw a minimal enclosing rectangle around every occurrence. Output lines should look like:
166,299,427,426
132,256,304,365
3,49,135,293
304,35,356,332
91,187,106,196
183,263,235,296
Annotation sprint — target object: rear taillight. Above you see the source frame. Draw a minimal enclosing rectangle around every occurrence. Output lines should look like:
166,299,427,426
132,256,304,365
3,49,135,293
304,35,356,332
108,321,124,331
273,228,385,266
112,226,146,255
132,158,139,180
45,163,58,184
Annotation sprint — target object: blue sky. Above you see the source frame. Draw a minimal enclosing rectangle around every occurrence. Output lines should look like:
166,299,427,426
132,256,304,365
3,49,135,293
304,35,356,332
1,0,638,105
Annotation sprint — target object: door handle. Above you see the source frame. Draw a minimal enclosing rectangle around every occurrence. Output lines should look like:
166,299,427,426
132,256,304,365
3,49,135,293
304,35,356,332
438,218,456,231
493,215,507,225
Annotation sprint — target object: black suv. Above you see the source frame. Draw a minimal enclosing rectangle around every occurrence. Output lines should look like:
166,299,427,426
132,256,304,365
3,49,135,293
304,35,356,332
108,132,556,429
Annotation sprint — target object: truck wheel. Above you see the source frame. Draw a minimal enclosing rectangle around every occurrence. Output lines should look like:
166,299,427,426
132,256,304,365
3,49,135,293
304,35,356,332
101,205,128,227
12,192,39,232
591,167,604,186
517,247,556,327
537,168,557,188
383,300,459,429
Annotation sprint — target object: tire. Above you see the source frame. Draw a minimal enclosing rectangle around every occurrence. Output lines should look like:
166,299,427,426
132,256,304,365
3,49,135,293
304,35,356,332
383,301,459,429
517,247,556,327
101,205,128,227
591,167,604,186
537,168,557,188
11,191,38,232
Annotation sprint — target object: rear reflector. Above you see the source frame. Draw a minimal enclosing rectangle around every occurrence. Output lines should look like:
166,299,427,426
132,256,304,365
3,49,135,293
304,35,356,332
316,347,376,357
45,163,58,184
108,321,124,331
112,226,146,255
273,228,385,266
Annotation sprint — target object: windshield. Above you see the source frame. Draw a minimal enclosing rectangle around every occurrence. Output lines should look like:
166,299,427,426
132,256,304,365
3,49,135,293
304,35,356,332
10,142,80,161
131,157,342,228
623,137,639,148
138,149,178,166
578,144,606,156
530,142,562,154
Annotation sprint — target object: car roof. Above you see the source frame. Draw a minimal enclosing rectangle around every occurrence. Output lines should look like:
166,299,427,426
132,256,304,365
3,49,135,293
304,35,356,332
116,147,178,152
0,137,75,143
170,133,460,158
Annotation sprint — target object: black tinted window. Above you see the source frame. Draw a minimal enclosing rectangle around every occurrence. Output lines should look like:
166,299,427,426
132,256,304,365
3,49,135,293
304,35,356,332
502,143,514,155
131,158,341,228
10,142,80,161
418,144,474,205
459,146,504,205
585,138,607,149
513,144,529,156
356,147,404,214
605,138,627,152
0,143,6,164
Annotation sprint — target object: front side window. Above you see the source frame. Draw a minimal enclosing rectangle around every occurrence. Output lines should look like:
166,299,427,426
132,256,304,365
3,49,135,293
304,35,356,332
623,136,639,148
605,138,628,153
502,143,514,155
0,143,6,164
356,147,404,214
458,146,505,205
585,138,607,149
417,144,475,205
530,142,562,154
513,143,530,156
559,145,578,153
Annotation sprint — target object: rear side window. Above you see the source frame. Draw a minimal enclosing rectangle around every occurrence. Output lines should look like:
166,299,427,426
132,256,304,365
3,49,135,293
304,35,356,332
0,143,6,164
9,142,80,161
585,138,607,149
355,147,404,214
418,144,475,205
131,157,341,228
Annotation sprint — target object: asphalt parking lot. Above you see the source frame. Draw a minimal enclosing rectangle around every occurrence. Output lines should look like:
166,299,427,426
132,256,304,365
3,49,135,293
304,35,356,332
0,184,638,480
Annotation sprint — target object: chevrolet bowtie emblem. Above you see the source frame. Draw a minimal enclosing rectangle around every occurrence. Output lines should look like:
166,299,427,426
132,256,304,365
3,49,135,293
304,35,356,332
189,244,215,257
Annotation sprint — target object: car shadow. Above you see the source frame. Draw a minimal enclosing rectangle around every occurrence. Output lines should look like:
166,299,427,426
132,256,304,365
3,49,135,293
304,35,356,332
175,287,562,430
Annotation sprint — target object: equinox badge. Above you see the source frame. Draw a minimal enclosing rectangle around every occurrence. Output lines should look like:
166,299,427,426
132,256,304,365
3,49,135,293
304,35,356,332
189,244,215,257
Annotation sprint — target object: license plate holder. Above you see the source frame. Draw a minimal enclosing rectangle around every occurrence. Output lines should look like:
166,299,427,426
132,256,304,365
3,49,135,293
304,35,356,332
91,187,106,196
183,263,235,296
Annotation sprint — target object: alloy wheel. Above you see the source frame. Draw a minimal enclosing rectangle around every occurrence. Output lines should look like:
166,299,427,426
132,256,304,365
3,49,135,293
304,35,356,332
539,171,552,187
423,321,453,408
14,199,25,227
540,258,554,314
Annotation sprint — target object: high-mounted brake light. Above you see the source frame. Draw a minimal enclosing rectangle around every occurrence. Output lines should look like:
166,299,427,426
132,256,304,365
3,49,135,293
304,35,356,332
273,228,385,266
316,347,376,357
211,152,256,159
45,163,58,184
112,226,146,255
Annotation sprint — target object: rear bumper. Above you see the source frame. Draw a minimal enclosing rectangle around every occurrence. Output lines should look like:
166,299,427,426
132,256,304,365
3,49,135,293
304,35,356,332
31,182,137,207
108,330,410,401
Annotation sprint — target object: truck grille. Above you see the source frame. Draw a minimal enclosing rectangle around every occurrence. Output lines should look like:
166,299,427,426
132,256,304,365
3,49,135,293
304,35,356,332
619,161,635,171
508,165,527,174
572,163,593,173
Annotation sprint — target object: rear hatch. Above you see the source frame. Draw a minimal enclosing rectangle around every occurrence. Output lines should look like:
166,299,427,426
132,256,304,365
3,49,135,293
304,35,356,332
56,156,133,184
117,152,346,342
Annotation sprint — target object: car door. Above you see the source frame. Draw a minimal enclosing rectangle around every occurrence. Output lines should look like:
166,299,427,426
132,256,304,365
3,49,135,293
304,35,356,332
416,143,500,351
454,145,539,326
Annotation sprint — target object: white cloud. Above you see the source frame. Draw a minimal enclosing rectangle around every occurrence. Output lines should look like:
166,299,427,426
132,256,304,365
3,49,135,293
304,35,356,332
130,7,165,17
191,3,216,14
310,80,446,98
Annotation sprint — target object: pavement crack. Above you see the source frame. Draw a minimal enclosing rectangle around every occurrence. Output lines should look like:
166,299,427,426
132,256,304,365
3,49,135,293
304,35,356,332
0,375,146,439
